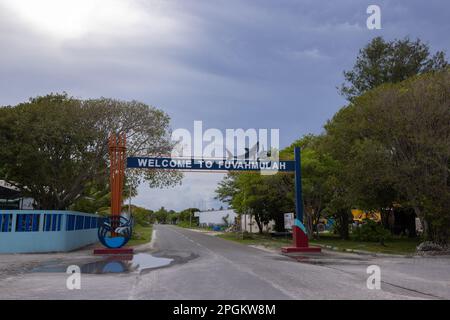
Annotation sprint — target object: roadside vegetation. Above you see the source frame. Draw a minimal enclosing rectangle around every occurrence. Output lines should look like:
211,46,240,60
217,232,420,255
127,224,153,247
215,37,449,248
0,95,181,211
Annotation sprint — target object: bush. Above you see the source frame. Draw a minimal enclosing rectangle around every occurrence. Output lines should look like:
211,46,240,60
353,219,391,244
242,231,254,240
131,206,152,227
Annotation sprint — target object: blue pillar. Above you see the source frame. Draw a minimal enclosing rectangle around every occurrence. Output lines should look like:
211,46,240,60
294,147,303,223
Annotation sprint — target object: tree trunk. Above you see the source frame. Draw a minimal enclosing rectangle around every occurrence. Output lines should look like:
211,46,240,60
273,212,285,232
380,208,391,230
254,215,264,234
305,213,313,239
336,208,350,240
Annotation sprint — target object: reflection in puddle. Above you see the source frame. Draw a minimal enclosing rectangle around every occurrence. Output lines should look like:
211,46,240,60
131,253,173,271
31,253,173,274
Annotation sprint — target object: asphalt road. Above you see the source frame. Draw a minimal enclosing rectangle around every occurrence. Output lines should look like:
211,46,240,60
0,224,449,299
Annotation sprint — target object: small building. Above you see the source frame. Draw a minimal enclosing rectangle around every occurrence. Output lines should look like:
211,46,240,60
0,180,34,210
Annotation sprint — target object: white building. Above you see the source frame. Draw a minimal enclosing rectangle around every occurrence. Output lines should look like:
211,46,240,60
195,208,276,233
240,214,275,233
195,209,237,227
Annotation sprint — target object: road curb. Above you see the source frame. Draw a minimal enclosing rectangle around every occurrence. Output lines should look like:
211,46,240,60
132,229,156,253
312,243,412,258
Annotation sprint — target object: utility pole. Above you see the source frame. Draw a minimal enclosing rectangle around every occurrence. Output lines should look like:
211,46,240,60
242,191,246,240
128,185,132,216
249,209,252,234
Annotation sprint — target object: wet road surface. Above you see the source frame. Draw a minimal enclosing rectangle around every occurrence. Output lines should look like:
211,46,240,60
0,224,449,299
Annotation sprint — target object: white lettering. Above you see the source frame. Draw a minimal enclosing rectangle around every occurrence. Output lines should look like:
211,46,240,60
66,265,81,290
367,5,381,30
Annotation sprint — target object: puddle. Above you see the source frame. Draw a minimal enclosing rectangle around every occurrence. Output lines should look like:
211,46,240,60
31,253,174,274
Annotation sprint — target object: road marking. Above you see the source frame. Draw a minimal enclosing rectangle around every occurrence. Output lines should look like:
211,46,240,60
149,229,158,249
163,225,298,299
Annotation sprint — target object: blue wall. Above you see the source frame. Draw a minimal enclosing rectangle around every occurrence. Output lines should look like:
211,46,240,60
0,210,100,253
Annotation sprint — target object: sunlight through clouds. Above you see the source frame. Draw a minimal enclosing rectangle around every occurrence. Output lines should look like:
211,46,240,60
2,0,180,40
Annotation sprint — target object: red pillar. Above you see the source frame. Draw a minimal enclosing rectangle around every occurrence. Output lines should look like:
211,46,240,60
109,133,126,233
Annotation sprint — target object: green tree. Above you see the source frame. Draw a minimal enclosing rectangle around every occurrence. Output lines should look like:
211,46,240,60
178,208,200,226
216,173,292,233
0,93,181,210
70,181,110,214
340,37,447,100
282,135,338,238
328,70,450,244
168,210,178,224
321,107,389,240
333,36,449,241
129,205,153,226
153,206,169,224
216,135,339,237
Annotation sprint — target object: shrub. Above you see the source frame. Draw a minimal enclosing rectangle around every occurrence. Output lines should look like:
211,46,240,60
353,219,391,244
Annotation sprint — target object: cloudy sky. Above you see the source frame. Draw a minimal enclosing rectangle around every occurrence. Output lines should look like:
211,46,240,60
1,0,449,211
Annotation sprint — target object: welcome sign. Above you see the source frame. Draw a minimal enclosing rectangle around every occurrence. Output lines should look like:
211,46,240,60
127,157,295,172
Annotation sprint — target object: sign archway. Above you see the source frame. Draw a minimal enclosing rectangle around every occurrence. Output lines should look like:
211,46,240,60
96,133,321,254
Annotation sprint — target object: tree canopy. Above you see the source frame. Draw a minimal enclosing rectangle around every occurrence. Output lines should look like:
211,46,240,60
215,38,449,244
216,172,293,233
340,37,447,100
328,70,450,243
0,93,181,210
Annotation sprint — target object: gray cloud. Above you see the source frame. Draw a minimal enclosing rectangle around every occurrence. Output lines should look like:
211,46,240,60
1,0,448,211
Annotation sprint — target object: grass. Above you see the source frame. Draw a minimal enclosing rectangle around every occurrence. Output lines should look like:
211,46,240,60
217,232,292,248
177,222,214,231
126,224,153,247
177,221,200,229
310,234,420,255
217,232,421,255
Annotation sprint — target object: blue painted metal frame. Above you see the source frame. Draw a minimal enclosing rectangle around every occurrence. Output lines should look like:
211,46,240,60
52,214,58,231
128,150,303,224
294,147,304,223
0,214,11,232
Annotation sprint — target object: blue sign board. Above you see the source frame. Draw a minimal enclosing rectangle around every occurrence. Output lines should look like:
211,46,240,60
127,157,295,172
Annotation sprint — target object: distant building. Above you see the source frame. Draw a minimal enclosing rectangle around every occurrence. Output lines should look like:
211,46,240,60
240,213,275,233
195,208,276,233
195,209,237,227
0,180,34,210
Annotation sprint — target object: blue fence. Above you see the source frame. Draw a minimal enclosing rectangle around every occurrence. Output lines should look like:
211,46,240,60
0,210,100,253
